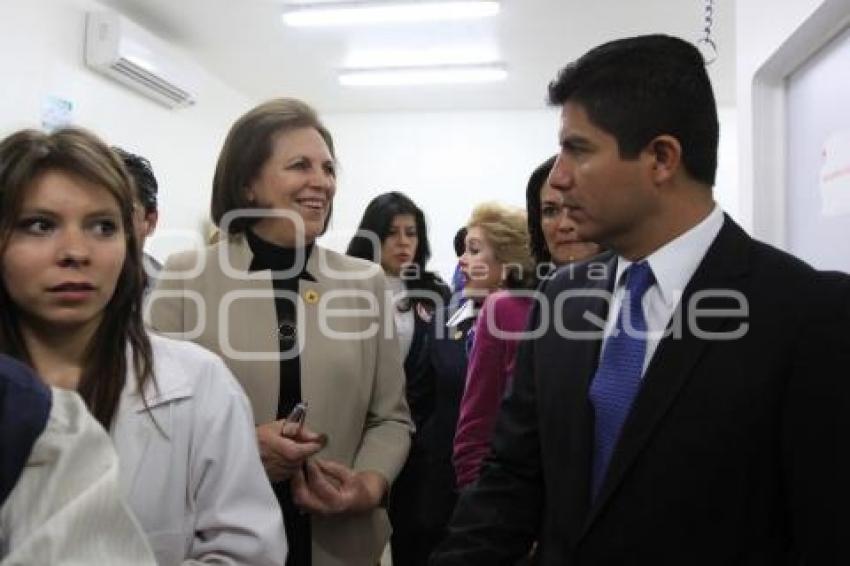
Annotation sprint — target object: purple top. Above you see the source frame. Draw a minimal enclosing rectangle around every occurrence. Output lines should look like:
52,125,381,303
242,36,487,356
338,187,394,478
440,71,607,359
453,290,534,488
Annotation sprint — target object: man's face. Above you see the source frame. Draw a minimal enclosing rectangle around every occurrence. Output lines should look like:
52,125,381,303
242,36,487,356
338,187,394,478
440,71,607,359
548,101,659,255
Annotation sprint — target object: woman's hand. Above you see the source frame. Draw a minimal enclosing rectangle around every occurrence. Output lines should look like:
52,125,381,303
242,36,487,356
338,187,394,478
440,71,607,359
256,420,326,482
291,459,387,515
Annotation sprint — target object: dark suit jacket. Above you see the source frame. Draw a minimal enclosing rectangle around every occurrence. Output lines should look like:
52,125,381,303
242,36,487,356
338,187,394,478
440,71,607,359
420,303,476,530
431,217,849,565
390,295,451,566
389,301,476,566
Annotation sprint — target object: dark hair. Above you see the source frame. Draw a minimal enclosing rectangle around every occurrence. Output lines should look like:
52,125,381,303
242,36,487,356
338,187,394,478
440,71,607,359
453,226,467,257
347,191,448,304
211,98,336,235
0,128,153,430
525,156,557,264
548,34,719,186
112,147,158,213
347,191,431,266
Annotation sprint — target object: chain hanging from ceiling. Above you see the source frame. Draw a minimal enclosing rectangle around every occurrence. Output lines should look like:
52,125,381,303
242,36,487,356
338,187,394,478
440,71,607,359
698,0,718,65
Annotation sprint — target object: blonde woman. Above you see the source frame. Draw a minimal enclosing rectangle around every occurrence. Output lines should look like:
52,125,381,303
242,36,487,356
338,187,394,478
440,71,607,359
417,202,533,560
454,158,601,489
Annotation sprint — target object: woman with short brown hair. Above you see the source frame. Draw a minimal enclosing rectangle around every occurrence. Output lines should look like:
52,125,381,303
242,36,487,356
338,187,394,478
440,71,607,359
150,98,412,566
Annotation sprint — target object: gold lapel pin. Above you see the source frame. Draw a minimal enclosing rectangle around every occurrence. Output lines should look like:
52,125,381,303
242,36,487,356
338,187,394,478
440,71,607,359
453,330,463,340
304,289,320,304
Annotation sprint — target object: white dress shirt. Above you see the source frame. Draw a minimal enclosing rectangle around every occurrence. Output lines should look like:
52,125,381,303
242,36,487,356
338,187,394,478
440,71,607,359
601,205,725,375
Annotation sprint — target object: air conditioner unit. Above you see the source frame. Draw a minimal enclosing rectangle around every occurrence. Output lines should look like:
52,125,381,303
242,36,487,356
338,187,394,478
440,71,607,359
85,11,200,109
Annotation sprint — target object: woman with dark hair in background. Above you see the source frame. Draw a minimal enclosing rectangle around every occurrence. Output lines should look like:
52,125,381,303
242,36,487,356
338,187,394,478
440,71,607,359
453,156,601,489
149,98,412,566
346,190,449,566
526,155,600,270
0,127,285,565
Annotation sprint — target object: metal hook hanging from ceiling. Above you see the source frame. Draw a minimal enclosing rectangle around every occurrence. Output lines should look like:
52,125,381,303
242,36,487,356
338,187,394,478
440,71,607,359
697,0,718,65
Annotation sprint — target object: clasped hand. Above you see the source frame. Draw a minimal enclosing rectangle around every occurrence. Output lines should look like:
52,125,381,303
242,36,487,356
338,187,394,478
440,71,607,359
257,419,386,515
291,460,387,516
256,419,326,482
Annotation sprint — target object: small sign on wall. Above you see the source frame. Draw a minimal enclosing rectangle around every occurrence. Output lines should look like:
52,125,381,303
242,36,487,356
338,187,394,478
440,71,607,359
41,95,74,131
820,130,850,216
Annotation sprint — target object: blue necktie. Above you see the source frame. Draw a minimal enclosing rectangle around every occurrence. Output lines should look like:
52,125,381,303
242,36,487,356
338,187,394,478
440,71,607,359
588,261,655,500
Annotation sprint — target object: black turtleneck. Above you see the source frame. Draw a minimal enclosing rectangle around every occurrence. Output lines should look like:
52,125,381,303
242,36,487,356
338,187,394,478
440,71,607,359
246,228,315,566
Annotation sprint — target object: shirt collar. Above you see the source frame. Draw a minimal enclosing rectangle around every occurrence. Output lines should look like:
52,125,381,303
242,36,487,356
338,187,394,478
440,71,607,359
613,205,724,305
124,337,193,413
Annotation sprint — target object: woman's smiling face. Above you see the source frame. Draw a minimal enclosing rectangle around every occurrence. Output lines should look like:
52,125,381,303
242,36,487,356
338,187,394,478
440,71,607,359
246,126,337,246
459,226,503,297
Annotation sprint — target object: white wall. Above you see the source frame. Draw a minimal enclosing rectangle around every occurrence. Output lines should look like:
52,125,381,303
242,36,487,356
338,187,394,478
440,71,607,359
322,109,558,279
323,107,739,281
715,107,739,228
0,0,253,263
2,0,740,274
735,0,827,239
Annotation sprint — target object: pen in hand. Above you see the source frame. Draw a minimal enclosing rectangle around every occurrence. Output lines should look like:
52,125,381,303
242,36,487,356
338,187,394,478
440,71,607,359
281,402,307,438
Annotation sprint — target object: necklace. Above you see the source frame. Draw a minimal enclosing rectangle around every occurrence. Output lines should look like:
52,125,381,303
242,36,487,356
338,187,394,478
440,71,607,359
396,296,411,313
274,319,297,349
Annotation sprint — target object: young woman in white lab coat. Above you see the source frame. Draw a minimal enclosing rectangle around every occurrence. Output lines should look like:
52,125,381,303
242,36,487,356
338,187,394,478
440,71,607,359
0,127,287,566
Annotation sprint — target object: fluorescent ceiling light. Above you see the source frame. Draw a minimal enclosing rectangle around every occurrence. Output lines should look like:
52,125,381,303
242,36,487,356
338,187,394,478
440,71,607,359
282,0,353,4
339,64,507,86
283,1,500,27
344,46,499,68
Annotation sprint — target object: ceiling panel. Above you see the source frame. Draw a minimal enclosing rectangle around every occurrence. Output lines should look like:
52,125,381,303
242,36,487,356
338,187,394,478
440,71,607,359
98,0,736,112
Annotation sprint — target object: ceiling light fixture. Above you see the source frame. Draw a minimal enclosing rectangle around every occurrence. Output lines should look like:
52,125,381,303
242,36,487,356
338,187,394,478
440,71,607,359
338,63,507,86
282,1,500,27
344,45,500,68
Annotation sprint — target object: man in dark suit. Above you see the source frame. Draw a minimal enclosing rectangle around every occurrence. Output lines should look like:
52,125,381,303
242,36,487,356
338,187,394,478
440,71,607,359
430,34,848,565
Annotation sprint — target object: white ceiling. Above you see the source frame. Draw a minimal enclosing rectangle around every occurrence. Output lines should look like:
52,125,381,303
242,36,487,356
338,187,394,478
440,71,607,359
98,0,736,113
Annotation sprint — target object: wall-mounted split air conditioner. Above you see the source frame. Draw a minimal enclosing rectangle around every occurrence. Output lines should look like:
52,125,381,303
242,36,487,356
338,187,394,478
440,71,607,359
84,11,200,109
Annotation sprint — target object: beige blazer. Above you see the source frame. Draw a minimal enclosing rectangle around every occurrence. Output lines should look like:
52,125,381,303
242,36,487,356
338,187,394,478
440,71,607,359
148,235,412,566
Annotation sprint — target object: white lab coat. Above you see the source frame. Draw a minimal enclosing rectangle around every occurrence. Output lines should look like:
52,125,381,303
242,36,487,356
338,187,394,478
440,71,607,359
112,333,287,566
1,388,156,565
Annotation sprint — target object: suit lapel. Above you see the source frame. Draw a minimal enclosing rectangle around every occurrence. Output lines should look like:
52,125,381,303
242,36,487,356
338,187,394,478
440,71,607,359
219,237,281,423
403,306,430,375
298,247,337,422
580,217,752,536
543,253,617,542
